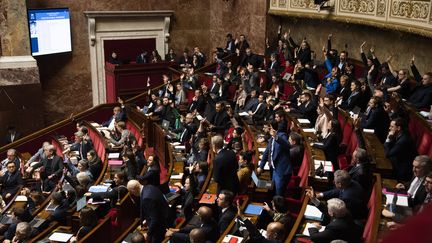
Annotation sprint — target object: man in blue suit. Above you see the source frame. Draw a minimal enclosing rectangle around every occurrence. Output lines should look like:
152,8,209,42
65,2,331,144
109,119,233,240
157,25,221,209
257,122,292,196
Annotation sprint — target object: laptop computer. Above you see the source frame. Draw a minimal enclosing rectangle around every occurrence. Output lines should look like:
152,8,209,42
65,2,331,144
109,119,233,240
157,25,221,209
29,217,47,229
251,171,273,189
76,196,87,212
161,119,170,130
0,214,13,225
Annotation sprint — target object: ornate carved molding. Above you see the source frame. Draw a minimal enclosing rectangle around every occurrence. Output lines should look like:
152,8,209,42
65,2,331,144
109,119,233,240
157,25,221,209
269,0,432,37
88,18,96,46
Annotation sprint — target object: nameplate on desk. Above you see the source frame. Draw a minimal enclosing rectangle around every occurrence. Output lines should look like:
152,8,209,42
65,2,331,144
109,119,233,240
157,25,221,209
170,173,184,180
199,193,217,204
49,232,73,242
108,159,123,166
108,153,120,159
297,119,311,124
304,205,323,221
302,128,316,133
258,147,266,153
363,129,375,134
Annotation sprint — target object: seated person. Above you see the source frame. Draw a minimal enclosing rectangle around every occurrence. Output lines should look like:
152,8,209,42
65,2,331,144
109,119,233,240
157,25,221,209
289,132,304,170
188,138,209,166
0,161,23,201
173,175,198,222
70,131,94,161
340,80,363,111
26,141,50,166
1,149,20,174
251,94,268,125
311,119,342,170
87,172,128,207
108,121,136,147
70,207,98,242
238,217,286,243
166,206,219,243
262,196,294,233
75,172,93,192
359,96,390,143
347,148,373,194
65,159,93,179
208,102,230,133
237,151,253,195
394,155,431,209
46,192,70,226
3,208,27,241
102,98,126,129
132,143,146,173
216,190,236,234
225,127,244,151
306,170,367,221
27,145,63,192
190,161,208,191
308,198,362,243
86,150,102,179
3,222,31,243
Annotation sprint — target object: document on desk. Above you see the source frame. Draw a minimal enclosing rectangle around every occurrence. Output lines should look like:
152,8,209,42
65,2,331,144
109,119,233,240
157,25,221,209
297,118,311,124
302,223,326,236
170,172,184,180
302,128,316,133
239,112,250,117
49,232,73,242
89,185,110,193
363,129,375,134
304,205,323,221
222,234,244,243
385,194,409,207
15,195,28,202
174,145,186,151
313,160,334,172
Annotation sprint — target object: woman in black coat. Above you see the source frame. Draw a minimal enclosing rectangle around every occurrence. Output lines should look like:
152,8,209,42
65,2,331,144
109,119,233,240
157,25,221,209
313,119,342,170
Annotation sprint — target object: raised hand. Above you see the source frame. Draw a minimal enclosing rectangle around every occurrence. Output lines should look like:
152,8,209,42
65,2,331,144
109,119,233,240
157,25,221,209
328,33,332,40
386,55,392,63
411,55,415,66
360,41,366,52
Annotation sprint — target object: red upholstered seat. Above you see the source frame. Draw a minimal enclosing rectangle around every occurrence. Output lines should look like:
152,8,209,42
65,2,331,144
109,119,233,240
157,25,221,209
281,83,295,100
186,90,195,105
227,84,237,102
417,131,432,155
363,179,378,243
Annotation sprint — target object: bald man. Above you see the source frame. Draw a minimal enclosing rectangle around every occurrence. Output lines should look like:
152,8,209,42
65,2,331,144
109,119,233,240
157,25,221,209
168,206,219,243
189,228,206,243
127,180,170,243
241,219,285,242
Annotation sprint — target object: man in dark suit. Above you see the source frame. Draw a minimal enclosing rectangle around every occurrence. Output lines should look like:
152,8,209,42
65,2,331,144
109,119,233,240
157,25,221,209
173,113,198,144
216,190,236,234
165,48,177,62
308,198,362,243
102,98,126,129
225,33,235,54
288,132,304,169
209,102,230,133
47,192,70,226
4,126,20,145
238,89,258,113
208,75,220,96
0,161,23,200
257,122,292,196
267,53,281,77
28,145,64,192
1,149,21,173
251,94,268,125
70,131,94,161
360,96,390,143
394,155,431,209
135,50,148,64
127,180,170,243
167,206,219,243
289,92,318,125
307,170,367,221
348,148,373,193
189,89,206,114
384,118,417,181
212,135,239,194
408,61,432,110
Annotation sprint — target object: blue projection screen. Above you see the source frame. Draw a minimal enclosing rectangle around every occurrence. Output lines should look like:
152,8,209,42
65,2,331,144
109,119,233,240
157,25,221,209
28,8,72,56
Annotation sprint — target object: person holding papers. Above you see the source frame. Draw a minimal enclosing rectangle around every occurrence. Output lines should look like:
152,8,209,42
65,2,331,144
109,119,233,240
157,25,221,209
87,172,128,208
102,98,126,129
307,198,362,243
257,122,291,196
311,119,342,170
70,131,94,161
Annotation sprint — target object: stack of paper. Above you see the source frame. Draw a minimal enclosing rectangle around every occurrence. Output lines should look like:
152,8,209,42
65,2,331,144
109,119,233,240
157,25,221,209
49,233,73,242
303,128,316,133
304,205,323,221
170,173,184,180
385,194,409,207
297,118,311,124
239,112,250,117
89,185,110,193
363,129,375,134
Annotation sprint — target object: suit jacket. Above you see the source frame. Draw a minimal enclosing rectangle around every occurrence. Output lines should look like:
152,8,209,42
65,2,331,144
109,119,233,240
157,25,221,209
0,170,23,196
165,53,177,62
309,216,362,243
384,132,417,181
48,199,69,225
361,106,390,143
241,97,258,112
298,101,318,125
225,40,235,53
252,102,267,123
348,162,373,193
290,144,304,169
211,111,230,131
189,95,206,113
342,91,362,111
322,180,368,220
218,206,236,234
405,177,427,209
70,140,94,160
259,132,292,178
89,157,102,179
140,185,169,241
136,53,147,64
213,149,239,194
4,132,20,145
314,132,340,166
33,155,64,179
102,106,126,127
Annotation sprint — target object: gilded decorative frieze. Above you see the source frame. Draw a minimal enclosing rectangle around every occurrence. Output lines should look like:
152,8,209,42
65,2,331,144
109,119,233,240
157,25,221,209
390,0,429,20
377,0,387,16
279,0,287,8
271,0,278,8
290,0,316,9
340,0,376,14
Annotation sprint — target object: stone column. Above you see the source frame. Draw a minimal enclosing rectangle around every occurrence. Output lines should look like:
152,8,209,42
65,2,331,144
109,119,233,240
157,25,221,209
0,0,44,145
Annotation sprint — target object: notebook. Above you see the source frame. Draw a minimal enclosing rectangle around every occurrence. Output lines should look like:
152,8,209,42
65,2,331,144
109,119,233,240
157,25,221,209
302,222,326,236
244,204,263,215
199,193,217,204
76,196,87,211
49,232,73,242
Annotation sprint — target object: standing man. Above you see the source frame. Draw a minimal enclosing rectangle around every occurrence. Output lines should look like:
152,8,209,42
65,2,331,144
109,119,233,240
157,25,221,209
257,122,291,196
212,135,239,194
127,180,170,243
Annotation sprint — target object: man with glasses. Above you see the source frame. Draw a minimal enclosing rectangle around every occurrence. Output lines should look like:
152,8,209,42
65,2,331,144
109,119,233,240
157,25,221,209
1,149,20,174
